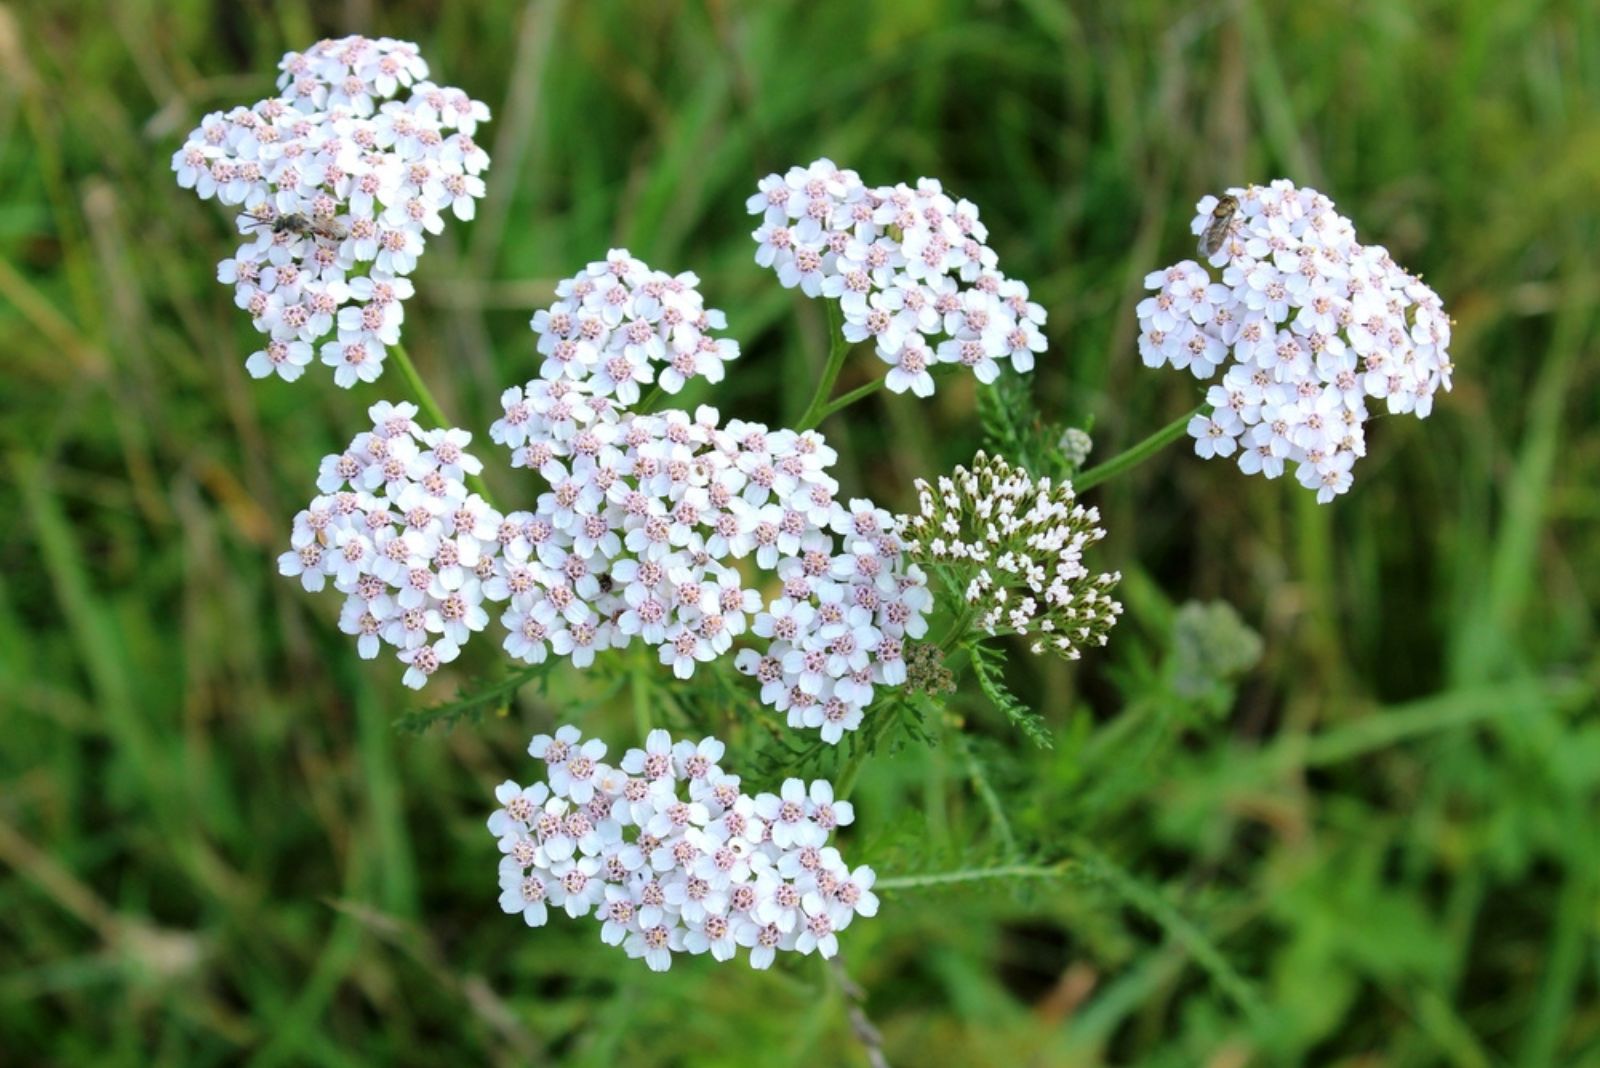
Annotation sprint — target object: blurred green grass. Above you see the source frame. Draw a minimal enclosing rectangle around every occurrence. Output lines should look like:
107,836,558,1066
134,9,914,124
2,0,1597,1064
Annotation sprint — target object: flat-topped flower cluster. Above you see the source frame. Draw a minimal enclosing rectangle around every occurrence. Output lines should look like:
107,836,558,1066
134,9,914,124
750,158,1046,397
526,248,740,402
278,401,507,688
491,726,877,971
1137,180,1454,501
899,452,1122,659
488,252,932,742
172,35,490,386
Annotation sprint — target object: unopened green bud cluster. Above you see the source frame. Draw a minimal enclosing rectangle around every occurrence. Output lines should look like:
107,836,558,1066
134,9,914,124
904,642,957,695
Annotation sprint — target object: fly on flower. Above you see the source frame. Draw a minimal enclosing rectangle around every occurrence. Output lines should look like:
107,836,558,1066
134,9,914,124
172,35,492,387
240,206,349,245
1196,193,1239,259
1138,180,1454,502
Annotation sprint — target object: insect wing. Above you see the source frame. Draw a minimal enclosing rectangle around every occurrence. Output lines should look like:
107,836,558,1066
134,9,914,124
1197,196,1239,258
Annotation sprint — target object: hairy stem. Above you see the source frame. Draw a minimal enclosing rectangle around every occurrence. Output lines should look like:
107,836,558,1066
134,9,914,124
388,342,453,437
876,861,1083,891
829,956,891,1068
1072,404,1203,492
832,582,986,797
387,342,498,506
938,603,977,655
1071,839,1269,1025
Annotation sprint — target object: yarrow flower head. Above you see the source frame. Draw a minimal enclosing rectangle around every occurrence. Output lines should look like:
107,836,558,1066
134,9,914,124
749,158,1047,398
488,254,932,743
278,401,507,688
172,36,490,387
527,249,740,401
899,452,1123,659
1136,180,1454,502
490,726,876,971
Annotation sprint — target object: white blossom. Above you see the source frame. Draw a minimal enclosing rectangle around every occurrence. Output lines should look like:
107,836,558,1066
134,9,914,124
486,254,932,743
490,726,873,972
173,36,491,387
1137,180,1454,502
749,159,1046,398
277,401,508,688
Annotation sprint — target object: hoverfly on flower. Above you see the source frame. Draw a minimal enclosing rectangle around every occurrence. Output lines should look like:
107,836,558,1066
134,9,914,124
1196,193,1239,258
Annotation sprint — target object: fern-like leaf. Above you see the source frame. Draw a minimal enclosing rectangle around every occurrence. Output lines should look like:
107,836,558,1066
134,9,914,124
966,640,1054,749
976,373,1067,477
394,661,552,734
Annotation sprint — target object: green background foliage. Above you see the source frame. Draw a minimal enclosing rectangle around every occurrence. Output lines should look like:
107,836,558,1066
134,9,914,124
2,0,1597,1063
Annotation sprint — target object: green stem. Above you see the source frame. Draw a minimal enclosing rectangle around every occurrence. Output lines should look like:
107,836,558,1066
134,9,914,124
876,861,1082,892
1072,404,1203,493
803,326,1007,428
832,601,979,795
387,343,498,507
388,342,451,434
1071,838,1269,1025
391,661,548,733
636,383,665,414
834,699,900,797
938,604,977,655
836,607,975,798
812,376,885,423
810,358,965,426
796,302,854,431
880,851,1267,1023
631,651,652,738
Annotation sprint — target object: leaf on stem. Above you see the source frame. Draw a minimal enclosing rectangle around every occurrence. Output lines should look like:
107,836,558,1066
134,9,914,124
976,373,1068,478
967,640,1054,749
394,661,552,733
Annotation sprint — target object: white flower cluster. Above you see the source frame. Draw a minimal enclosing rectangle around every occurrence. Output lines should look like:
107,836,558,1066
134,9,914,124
527,249,741,401
172,36,490,387
492,726,877,972
1137,180,1454,502
489,255,931,742
278,401,507,689
899,452,1123,659
749,158,1046,397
